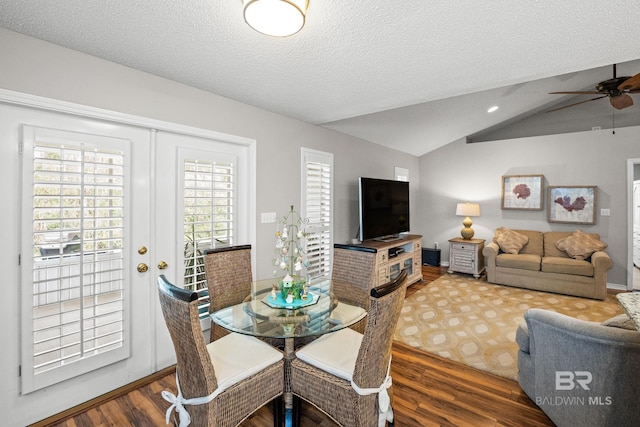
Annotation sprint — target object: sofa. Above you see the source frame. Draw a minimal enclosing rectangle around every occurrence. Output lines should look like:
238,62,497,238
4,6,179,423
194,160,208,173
483,228,612,300
517,308,640,427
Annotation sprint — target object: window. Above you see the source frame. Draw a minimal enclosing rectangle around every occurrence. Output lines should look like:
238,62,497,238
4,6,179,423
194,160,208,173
179,149,237,318
301,149,333,282
22,125,129,393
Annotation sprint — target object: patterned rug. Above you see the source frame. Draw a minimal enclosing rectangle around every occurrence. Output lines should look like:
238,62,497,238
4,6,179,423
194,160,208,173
394,274,623,380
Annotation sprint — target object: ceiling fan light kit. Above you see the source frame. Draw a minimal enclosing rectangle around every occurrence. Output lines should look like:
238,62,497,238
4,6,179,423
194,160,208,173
243,0,309,37
548,64,640,113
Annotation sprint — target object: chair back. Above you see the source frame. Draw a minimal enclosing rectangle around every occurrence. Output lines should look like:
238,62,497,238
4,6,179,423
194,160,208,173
204,245,253,341
157,275,218,406
204,245,253,313
352,270,407,389
331,245,377,305
331,245,378,334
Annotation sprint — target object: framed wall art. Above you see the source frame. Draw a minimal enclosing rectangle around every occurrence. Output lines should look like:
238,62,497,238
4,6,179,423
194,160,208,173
547,186,597,224
501,174,544,210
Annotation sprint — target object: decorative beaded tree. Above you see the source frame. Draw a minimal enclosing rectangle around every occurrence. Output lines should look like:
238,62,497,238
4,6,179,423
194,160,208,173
272,205,310,300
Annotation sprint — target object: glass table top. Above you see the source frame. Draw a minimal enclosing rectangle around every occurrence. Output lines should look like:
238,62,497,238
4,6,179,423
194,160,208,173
210,278,367,340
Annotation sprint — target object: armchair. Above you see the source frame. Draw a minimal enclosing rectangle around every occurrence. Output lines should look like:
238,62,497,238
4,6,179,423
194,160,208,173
517,308,640,427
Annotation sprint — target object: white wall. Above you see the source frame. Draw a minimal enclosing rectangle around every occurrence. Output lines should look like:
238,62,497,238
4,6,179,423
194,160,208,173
418,128,640,286
0,28,419,281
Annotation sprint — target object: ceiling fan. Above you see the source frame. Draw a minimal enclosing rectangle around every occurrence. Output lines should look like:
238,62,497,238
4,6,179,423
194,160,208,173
548,64,640,113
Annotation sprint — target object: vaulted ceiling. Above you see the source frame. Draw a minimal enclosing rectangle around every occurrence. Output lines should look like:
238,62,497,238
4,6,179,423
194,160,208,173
2,1,640,156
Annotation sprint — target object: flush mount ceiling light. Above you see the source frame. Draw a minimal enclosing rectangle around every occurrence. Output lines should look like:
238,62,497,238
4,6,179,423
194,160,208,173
243,0,309,37
487,105,499,113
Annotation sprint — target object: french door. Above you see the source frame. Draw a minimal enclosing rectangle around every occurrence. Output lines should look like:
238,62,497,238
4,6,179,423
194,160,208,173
0,93,254,426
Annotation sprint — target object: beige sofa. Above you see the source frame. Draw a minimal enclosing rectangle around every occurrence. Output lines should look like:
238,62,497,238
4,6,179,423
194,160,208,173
483,229,612,300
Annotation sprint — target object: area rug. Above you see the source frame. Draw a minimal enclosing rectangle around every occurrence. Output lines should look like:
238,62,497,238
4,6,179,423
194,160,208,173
393,274,624,380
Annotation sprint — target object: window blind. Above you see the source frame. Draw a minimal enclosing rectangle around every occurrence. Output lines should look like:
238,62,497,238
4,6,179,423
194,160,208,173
183,159,234,317
302,150,333,282
31,141,125,376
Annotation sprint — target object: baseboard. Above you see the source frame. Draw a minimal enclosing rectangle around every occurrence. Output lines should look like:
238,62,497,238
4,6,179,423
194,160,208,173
607,282,629,292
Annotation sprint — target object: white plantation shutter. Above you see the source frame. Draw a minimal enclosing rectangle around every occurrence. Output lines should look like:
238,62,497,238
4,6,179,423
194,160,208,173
179,149,237,319
301,149,333,281
22,125,130,393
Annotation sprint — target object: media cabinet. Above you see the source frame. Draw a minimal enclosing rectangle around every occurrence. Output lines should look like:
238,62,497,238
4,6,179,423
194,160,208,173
334,234,423,287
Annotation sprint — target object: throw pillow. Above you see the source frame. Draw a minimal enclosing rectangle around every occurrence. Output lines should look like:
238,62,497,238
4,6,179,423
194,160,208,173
555,229,608,260
601,313,636,331
493,227,529,254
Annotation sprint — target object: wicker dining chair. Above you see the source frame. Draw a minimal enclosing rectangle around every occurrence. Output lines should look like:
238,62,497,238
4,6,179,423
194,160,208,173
204,245,255,342
330,244,378,333
290,270,408,427
157,275,284,427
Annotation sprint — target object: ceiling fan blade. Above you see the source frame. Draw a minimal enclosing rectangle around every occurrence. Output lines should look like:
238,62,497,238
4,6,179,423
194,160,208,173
546,95,607,113
610,93,633,110
618,73,640,91
549,91,601,95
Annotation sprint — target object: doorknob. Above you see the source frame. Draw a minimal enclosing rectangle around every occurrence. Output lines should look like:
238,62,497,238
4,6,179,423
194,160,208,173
158,261,168,270
138,246,148,255
137,263,149,273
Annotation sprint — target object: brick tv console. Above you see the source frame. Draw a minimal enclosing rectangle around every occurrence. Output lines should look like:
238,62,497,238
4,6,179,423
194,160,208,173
334,234,423,286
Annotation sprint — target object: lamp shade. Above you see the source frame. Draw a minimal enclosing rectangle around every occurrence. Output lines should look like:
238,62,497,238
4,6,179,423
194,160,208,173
456,202,480,217
243,0,309,37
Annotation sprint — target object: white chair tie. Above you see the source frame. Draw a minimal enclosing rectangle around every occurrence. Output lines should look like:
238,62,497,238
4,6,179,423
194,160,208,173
350,358,394,427
162,371,222,427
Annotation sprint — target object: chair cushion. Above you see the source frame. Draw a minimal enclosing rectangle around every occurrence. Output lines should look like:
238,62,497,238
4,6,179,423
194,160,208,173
602,313,637,331
329,302,367,325
295,327,363,381
207,332,283,391
493,227,529,254
554,230,608,260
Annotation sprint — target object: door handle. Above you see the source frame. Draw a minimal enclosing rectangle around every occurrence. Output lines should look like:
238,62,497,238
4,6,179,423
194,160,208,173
137,263,149,273
158,261,168,270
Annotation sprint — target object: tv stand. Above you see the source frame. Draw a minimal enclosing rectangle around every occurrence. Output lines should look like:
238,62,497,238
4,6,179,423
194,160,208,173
374,235,402,243
335,234,423,287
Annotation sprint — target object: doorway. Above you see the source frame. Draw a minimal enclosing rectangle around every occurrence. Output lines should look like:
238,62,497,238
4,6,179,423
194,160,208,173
0,90,255,426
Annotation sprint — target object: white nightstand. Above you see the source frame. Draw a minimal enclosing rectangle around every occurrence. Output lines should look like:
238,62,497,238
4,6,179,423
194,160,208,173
448,238,485,278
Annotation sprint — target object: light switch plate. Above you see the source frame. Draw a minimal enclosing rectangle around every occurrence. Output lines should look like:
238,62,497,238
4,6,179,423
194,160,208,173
261,212,277,223
600,208,610,216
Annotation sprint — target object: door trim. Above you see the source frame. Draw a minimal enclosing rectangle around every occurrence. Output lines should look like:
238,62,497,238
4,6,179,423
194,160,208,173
628,158,640,290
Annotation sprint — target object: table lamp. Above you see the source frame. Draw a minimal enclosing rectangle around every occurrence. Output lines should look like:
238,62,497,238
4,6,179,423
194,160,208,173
456,202,480,240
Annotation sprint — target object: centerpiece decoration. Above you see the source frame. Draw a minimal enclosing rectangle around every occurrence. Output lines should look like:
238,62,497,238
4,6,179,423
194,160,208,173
269,205,312,307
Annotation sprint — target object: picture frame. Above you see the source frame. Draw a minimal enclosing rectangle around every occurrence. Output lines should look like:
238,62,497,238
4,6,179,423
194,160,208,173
547,186,597,224
501,174,544,210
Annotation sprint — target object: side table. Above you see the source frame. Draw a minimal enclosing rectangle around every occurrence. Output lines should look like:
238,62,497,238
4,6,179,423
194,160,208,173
448,238,485,278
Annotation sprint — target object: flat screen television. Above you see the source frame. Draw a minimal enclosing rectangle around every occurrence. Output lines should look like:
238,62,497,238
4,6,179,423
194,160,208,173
358,177,410,242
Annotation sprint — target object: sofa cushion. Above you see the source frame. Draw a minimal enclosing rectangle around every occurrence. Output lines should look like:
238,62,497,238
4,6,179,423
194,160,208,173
512,229,543,256
541,256,594,277
496,253,541,271
555,230,608,260
544,232,573,258
493,227,529,254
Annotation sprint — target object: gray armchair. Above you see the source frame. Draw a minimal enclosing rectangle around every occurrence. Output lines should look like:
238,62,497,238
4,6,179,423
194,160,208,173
517,308,640,427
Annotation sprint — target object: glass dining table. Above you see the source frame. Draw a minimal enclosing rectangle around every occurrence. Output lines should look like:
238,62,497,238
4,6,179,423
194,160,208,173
209,277,368,424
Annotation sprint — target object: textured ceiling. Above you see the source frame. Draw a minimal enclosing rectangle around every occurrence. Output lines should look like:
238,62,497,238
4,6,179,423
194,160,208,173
1,0,640,156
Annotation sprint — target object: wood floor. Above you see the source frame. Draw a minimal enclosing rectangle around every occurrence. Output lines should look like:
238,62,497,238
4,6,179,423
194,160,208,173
36,266,555,427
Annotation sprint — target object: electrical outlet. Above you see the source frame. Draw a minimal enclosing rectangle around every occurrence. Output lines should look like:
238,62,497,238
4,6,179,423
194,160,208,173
600,208,610,217
261,212,277,223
